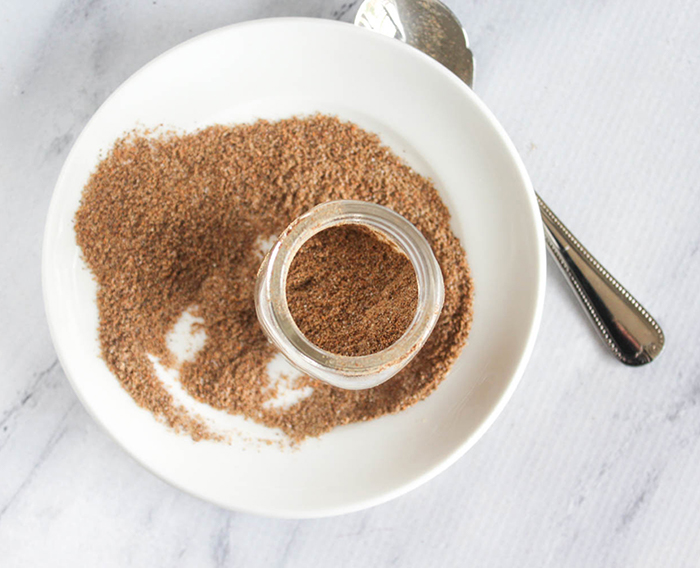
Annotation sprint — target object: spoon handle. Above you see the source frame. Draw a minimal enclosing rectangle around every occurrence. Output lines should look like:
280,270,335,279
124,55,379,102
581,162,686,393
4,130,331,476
537,194,664,365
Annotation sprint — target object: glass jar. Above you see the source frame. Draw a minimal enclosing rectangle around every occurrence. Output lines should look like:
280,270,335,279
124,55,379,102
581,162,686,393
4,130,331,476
255,200,444,390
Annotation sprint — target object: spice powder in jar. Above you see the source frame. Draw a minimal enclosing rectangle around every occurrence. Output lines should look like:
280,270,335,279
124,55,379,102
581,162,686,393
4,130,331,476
285,224,419,357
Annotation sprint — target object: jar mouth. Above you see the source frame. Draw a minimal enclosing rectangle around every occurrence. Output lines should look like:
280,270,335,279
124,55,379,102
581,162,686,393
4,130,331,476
255,200,445,390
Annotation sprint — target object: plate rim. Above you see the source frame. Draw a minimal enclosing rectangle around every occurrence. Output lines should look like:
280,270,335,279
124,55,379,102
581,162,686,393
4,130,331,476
42,17,546,518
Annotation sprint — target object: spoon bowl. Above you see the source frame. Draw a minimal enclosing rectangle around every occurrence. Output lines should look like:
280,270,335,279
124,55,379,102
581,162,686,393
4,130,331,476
356,0,474,87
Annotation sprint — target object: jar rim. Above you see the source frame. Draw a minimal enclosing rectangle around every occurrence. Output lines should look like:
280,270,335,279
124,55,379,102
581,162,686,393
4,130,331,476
255,200,444,390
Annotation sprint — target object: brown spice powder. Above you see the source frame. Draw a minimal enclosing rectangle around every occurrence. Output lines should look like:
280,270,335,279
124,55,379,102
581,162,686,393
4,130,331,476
74,115,473,443
286,224,418,356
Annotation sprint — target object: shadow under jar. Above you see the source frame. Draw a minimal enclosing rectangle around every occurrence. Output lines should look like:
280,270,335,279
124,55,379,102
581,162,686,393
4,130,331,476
255,200,445,390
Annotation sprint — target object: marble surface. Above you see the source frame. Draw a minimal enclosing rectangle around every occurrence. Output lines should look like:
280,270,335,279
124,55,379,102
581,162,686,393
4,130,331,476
1,0,699,565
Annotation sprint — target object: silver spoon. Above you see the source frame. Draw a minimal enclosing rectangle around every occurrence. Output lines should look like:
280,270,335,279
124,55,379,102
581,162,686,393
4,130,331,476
355,0,664,365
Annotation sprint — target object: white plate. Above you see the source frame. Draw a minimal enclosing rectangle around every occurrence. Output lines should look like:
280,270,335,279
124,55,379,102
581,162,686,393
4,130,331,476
42,18,545,518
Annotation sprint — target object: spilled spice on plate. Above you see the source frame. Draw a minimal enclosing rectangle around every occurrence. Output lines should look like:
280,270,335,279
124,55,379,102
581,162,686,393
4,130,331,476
286,224,418,356
74,115,473,443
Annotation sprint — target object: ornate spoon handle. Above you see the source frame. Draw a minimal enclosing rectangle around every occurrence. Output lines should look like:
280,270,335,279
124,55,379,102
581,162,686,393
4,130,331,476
537,194,665,365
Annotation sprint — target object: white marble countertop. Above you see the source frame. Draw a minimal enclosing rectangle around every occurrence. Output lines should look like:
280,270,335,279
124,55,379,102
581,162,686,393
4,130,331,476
2,0,699,565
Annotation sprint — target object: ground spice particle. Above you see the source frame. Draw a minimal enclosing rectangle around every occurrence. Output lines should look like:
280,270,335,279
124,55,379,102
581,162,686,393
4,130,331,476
286,224,418,356
74,115,474,443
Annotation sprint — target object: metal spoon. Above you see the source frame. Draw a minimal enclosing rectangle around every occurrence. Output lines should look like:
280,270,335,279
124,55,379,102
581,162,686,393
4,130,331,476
355,0,665,365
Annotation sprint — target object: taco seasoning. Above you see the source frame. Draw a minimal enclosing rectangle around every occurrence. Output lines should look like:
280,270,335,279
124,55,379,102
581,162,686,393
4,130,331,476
74,115,473,443
286,223,419,357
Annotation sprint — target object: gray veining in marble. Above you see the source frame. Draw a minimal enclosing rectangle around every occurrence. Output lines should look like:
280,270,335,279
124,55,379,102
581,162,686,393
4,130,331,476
2,0,700,566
